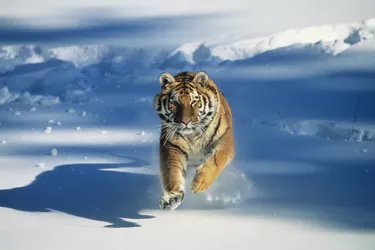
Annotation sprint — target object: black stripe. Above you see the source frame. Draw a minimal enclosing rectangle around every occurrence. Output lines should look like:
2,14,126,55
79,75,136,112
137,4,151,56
158,113,167,121
175,72,192,79
205,126,229,157
213,154,219,167
156,97,162,112
184,85,195,92
216,126,229,143
167,141,188,161
185,82,195,89
205,93,213,109
201,95,208,114
175,77,193,83
208,116,221,146
173,85,184,92
177,72,188,78
209,96,214,109
207,85,217,96
162,98,168,111
205,127,229,157
173,84,195,96
175,77,190,82
174,83,184,89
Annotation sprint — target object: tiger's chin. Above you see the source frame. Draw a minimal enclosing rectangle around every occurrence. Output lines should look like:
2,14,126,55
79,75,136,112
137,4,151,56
177,127,195,136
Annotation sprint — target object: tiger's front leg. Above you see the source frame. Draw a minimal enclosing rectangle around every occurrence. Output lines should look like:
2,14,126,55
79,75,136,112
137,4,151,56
191,141,234,194
159,141,188,210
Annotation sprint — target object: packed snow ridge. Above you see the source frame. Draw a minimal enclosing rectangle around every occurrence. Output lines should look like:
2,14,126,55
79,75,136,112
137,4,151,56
254,118,375,143
0,87,59,107
0,45,114,72
0,45,157,72
0,17,374,106
1,17,375,72
167,18,375,65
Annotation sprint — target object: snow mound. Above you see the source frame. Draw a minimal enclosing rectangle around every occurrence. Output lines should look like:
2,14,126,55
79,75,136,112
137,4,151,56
257,118,375,142
0,17,374,107
0,45,48,73
0,44,159,73
213,19,375,60
163,18,375,67
166,42,202,64
336,32,375,64
0,87,59,106
0,59,94,103
49,45,112,68
283,120,375,142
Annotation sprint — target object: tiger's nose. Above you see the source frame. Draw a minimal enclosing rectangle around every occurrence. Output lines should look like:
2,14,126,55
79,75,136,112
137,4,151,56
180,118,191,125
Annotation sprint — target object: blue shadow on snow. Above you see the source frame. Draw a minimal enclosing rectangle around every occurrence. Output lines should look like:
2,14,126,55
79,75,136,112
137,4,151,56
0,156,160,228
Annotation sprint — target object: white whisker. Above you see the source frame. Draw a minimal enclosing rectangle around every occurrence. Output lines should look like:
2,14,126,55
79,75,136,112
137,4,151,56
163,126,177,147
170,126,179,141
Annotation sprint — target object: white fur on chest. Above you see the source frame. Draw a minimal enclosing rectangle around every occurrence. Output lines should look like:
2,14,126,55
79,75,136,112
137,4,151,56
187,151,206,168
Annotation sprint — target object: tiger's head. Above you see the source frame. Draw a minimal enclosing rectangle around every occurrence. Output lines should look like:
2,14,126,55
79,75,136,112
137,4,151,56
154,71,219,137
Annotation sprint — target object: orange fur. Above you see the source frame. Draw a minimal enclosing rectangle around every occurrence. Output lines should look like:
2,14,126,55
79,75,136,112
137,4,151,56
154,71,235,210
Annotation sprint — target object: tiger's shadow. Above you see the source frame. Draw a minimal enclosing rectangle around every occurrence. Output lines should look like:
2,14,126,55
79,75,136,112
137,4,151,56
0,156,160,228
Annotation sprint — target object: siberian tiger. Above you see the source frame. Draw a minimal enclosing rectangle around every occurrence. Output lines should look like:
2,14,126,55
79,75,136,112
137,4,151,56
153,71,235,210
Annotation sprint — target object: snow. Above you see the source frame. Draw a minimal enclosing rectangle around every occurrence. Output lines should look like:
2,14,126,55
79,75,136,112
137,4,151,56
164,18,375,66
35,163,46,168
49,45,111,67
167,42,202,64
43,126,52,133
0,17,375,250
0,45,47,73
50,148,58,156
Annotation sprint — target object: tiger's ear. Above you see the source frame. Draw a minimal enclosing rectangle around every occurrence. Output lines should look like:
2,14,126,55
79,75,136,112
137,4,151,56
159,72,175,87
193,71,209,87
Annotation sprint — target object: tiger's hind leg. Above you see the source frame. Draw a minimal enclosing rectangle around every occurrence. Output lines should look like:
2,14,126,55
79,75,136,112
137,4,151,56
191,142,234,194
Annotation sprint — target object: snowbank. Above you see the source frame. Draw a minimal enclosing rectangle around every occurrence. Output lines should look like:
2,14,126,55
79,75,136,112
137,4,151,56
164,18,375,68
256,118,375,143
0,17,374,107
0,87,59,106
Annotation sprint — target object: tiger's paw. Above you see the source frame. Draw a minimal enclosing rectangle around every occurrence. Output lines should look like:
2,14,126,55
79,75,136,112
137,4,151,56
191,170,214,194
159,191,185,211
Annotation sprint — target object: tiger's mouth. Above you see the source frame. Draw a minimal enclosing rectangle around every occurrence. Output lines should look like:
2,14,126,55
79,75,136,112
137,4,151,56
179,123,191,129
163,120,202,138
178,125,192,132
176,123,200,136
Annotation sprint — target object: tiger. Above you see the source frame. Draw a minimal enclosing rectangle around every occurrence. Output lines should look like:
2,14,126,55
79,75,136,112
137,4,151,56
153,71,235,210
